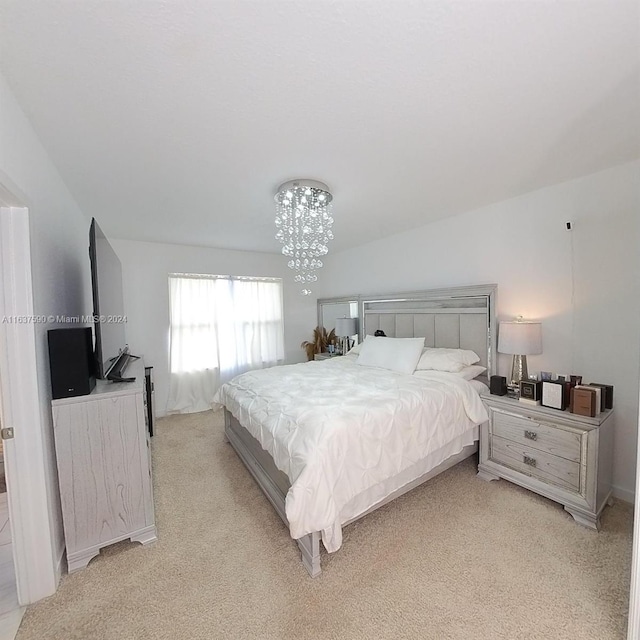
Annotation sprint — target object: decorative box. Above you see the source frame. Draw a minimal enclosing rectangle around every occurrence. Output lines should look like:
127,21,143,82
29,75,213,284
587,383,613,410
541,380,568,410
519,380,542,405
571,386,597,417
490,375,507,396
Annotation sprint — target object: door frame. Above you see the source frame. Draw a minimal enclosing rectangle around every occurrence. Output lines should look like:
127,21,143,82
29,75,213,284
0,183,58,603
628,381,640,639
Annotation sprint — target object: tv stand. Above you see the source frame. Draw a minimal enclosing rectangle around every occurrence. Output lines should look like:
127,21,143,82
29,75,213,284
51,359,157,572
108,375,136,383
106,352,141,382
106,349,132,381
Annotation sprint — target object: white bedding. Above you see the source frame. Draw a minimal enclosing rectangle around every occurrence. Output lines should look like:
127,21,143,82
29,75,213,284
214,356,488,552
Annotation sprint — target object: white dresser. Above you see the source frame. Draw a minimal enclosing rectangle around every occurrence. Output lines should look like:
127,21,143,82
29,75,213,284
477,394,614,530
52,359,157,572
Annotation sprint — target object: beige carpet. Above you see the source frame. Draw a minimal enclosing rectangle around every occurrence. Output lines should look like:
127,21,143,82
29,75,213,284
17,410,633,640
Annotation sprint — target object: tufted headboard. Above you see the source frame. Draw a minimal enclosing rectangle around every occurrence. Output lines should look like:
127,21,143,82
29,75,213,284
360,285,497,375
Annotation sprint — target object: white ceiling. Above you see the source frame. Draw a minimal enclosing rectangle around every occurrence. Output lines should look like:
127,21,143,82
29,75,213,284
1,1,638,254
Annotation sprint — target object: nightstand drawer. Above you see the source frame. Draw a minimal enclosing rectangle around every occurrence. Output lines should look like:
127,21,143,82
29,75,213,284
490,435,580,492
492,409,583,463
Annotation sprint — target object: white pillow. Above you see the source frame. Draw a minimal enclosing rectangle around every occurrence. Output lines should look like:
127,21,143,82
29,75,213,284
347,335,372,355
454,364,487,380
356,337,425,374
416,347,481,373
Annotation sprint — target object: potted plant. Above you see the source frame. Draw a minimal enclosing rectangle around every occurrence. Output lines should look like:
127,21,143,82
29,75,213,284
301,326,337,361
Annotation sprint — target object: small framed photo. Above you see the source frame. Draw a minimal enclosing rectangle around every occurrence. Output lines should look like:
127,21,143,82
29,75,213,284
540,371,553,381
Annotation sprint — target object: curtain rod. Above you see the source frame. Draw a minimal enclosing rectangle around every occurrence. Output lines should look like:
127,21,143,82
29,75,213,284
169,273,282,283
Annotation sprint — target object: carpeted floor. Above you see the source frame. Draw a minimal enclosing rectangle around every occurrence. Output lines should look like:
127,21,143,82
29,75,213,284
16,410,633,639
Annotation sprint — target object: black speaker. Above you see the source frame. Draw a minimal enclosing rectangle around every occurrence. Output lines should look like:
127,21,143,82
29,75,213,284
48,328,96,399
490,375,507,396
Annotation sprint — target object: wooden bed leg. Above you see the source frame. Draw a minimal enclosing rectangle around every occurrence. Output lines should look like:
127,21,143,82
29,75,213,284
297,532,321,578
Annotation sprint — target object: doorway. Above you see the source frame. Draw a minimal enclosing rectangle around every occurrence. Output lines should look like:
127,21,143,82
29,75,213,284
0,196,25,636
0,182,62,637
0,472,20,636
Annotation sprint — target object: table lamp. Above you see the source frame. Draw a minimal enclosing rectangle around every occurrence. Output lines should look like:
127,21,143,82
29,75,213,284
334,317,357,355
498,317,542,384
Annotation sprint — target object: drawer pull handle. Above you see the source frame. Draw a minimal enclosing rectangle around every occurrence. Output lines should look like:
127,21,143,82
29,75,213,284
524,430,537,441
523,455,537,468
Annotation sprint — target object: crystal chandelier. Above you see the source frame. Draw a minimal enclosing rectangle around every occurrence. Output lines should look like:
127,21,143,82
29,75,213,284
274,179,334,295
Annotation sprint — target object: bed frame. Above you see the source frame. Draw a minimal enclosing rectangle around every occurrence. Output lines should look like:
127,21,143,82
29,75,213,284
224,284,497,577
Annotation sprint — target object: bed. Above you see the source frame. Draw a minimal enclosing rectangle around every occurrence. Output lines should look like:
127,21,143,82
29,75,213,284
215,284,497,577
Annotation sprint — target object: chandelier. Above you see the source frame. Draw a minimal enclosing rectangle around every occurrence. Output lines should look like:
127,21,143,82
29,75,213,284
274,179,334,295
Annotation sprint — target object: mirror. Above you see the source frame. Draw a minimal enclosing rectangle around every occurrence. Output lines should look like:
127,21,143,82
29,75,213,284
317,297,360,352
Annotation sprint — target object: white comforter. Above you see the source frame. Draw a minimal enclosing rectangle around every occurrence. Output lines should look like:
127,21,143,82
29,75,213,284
214,356,488,552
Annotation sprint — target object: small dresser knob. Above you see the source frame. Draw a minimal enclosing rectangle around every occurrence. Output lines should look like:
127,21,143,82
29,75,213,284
524,430,538,441
523,455,537,468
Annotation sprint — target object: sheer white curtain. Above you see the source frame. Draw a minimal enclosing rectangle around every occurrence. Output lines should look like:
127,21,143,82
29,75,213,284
167,274,284,414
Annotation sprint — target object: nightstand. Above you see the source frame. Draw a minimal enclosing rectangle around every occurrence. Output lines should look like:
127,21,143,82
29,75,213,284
477,393,614,530
314,353,341,361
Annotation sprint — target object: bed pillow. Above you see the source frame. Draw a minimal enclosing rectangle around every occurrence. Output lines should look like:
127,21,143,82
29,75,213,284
347,335,372,355
356,337,425,374
454,364,487,380
416,347,481,373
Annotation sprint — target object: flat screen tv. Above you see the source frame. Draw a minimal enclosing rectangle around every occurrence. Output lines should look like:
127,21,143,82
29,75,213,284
89,218,130,380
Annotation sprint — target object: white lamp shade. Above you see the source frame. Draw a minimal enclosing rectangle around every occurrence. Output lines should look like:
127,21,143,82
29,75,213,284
498,321,542,355
334,317,357,337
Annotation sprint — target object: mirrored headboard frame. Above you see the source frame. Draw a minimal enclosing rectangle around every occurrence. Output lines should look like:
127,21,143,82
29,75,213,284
318,284,497,376
317,296,360,329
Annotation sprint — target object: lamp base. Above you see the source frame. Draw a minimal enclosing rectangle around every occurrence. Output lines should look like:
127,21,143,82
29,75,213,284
510,355,529,385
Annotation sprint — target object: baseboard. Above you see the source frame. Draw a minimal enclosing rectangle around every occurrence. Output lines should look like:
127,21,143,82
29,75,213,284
612,484,635,505
0,606,26,640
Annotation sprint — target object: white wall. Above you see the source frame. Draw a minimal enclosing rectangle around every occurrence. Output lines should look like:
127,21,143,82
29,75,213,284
317,161,640,500
0,72,93,596
111,239,315,416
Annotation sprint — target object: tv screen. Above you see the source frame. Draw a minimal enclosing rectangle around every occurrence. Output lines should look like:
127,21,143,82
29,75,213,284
89,218,127,379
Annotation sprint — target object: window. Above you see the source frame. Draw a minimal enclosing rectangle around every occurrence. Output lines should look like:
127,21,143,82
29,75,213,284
167,274,284,413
